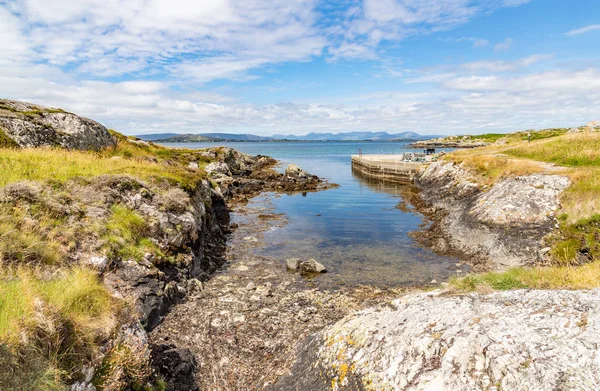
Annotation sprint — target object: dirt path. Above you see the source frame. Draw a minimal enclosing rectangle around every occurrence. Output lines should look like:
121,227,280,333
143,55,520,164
150,193,402,390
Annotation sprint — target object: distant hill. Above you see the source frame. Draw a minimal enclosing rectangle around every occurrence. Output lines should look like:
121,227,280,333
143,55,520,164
135,133,182,141
271,131,429,141
136,131,435,142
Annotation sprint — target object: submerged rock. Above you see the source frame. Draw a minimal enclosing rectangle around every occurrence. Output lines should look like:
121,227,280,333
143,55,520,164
299,259,327,274
275,289,600,391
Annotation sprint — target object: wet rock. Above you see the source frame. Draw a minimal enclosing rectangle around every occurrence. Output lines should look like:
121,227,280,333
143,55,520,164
276,289,600,391
151,344,199,391
299,259,327,274
285,164,308,178
286,258,300,271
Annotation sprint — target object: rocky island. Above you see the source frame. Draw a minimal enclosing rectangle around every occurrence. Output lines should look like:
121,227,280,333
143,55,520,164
1,99,600,391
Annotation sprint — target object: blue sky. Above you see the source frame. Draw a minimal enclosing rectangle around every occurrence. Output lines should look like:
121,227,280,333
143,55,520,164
0,0,599,135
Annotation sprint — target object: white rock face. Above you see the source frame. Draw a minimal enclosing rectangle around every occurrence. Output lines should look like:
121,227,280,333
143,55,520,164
205,162,232,176
416,162,571,269
472,174,571,225
0,99,116,150
280,289,600,391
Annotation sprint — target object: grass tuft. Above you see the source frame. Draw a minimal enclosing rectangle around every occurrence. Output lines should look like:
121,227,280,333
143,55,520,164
0,267,118,390
450,261,600,292
102,204,161,262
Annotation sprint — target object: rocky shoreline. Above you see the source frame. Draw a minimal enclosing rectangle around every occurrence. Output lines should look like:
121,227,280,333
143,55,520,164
149,191,400,390
401,161,570,271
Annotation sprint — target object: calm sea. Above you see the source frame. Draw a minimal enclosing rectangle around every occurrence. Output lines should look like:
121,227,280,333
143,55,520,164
160,141,462,289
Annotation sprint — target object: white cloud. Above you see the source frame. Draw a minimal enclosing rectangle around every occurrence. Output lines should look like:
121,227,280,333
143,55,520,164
473,38,489,48
6,0,326,80
451,37,489,47
494,37,513,52
565,24,600,37
461,54,553,72
0,0,595,136
502,0,530,6
328,1,528,61
442,69,600,92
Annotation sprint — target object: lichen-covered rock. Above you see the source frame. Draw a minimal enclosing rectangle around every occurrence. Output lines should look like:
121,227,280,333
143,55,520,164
472,174,570,225
275,289,600,391
205,161,232,176
416,162,571,269
0,99,116,150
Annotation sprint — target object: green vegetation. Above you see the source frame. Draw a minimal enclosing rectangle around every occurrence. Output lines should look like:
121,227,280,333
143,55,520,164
503,131,600,167
0,206,64,265
445,129,600,290
450,261,600,292
0,127,18,148
0,267,117,390
0,130,215,389
102,204,161,262
0,133,210,191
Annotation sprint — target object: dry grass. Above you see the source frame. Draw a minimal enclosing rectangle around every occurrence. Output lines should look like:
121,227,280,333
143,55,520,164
0,147,204,191
445,130,600,283
0,132,211,389
450,261,600,292
0,266,118,390
447,152,547,185
447,131,600,222
502,131,600,167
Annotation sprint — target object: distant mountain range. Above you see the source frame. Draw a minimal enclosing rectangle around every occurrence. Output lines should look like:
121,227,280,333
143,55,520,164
136,131,435,142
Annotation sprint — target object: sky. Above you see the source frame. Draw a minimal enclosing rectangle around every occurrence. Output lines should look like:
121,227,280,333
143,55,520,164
0,0,599,136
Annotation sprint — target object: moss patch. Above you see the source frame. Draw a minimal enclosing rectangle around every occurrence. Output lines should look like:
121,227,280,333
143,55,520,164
0,127,18,148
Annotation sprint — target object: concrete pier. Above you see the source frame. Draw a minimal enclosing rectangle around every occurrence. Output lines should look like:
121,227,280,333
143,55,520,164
351,154,426,183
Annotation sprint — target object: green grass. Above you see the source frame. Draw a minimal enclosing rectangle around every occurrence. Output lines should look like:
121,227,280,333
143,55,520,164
0,146,205,191
434,128,568,145
0,267,117,390
450,261,600,292
102,204,161,261
503,132,600,167
446,131,600,267
0,130,212,389
0,210,63,265
0,127,18,148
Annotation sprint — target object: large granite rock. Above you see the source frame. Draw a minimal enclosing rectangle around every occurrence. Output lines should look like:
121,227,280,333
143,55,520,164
472,174,570,225
275,289,600,391
0,99,116,150
416,162,571,269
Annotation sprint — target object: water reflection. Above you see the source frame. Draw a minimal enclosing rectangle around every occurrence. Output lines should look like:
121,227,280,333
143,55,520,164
168,141,462,290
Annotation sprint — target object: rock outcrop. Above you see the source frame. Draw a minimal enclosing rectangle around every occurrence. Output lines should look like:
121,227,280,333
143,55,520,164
414,162,570,269
202,148,324,202
0,99,116,150
275,289,600,391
